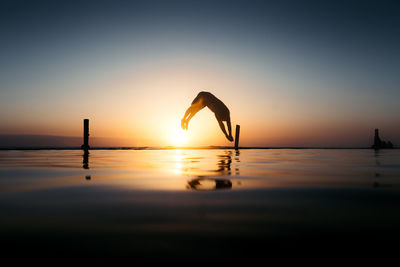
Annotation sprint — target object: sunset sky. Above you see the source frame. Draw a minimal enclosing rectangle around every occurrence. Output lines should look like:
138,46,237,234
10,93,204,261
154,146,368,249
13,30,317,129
1,0,399,147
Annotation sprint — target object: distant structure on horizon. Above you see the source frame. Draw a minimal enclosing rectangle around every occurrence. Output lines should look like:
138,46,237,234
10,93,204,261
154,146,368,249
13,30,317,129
372,128,393,149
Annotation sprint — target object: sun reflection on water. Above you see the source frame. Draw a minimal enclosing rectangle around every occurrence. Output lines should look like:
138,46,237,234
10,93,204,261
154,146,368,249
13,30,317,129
2,149,395,193
174,150,184,175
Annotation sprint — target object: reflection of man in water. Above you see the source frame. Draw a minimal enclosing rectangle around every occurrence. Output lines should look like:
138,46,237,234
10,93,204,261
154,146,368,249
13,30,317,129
181,91,233,141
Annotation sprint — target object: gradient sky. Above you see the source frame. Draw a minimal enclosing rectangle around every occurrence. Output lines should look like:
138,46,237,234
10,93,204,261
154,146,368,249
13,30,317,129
1,0,399,147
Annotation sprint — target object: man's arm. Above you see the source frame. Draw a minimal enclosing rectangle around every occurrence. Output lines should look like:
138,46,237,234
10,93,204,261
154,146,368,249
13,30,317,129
181,106,192,130
183,106,193,121
181,104,201,130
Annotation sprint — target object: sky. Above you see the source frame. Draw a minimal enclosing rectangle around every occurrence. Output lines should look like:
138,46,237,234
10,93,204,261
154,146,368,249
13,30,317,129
0,0,399,147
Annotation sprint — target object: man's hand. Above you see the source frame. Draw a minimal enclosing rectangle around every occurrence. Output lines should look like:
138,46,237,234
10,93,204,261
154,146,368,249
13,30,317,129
181,118,187,130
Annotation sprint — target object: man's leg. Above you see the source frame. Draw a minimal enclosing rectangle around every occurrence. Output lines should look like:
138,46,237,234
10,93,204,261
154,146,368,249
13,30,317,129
226,118,232,138
218,120,233,142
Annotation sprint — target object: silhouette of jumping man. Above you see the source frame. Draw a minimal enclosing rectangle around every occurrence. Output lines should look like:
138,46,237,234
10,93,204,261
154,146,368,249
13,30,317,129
181,91,234,142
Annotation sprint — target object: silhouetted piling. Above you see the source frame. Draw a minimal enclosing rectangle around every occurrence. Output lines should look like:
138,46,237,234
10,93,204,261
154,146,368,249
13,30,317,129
81,119,90,149
234,125,240,150
372,128,393,149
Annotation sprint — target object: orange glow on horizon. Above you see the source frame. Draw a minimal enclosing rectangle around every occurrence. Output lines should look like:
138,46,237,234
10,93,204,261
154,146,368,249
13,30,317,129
1,60,399,148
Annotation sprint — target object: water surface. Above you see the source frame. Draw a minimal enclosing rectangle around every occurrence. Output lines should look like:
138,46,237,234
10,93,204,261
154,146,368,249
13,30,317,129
1,149,399,262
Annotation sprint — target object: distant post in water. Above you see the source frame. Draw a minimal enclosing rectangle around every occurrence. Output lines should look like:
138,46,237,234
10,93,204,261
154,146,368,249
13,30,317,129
81,119,90,150
234,125,240,150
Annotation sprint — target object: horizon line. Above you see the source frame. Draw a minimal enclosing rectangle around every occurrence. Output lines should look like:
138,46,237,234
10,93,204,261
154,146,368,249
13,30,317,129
0,146,397,150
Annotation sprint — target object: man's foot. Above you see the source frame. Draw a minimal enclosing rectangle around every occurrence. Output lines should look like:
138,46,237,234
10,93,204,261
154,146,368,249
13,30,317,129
226,135,234,142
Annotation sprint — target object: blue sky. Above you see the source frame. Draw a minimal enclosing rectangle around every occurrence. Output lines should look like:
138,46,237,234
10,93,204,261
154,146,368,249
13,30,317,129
0,0,399,147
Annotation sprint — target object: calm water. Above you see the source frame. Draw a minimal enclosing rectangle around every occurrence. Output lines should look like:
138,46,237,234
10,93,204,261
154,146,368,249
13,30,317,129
1,149,400,262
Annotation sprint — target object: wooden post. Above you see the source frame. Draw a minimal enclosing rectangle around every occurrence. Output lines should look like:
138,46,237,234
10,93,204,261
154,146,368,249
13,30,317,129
234,124,240,150
81,119,90,149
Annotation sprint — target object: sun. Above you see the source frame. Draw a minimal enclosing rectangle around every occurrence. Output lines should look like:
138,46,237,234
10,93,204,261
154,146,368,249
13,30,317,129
170,129,188,147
